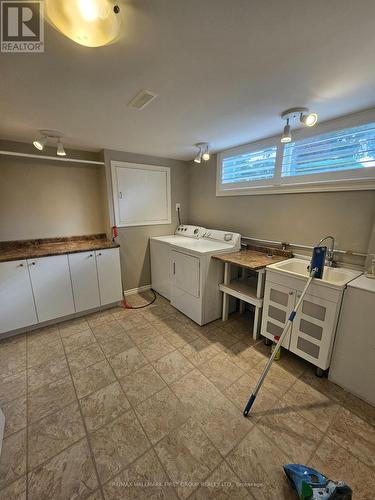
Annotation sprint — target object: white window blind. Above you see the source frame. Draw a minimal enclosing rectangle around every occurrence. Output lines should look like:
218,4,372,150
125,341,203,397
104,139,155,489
282,122,375,178
221,146,277,184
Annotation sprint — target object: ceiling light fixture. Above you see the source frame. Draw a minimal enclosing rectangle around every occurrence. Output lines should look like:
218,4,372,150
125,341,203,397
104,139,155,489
33,130,67,157
57,139,66,156
280,107,318,143
45,0,122,48
33,135,48,151
194,143,209,164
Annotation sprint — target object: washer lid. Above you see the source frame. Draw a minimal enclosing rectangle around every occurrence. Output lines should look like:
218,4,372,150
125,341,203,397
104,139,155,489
347,274,375,293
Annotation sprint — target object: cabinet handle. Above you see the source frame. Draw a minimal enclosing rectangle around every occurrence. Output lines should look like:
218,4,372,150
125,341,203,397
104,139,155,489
88,254,93,258
18,263,24,267
289,291,294,295
28,262,36,266
173,262,176,274
97,253,102,256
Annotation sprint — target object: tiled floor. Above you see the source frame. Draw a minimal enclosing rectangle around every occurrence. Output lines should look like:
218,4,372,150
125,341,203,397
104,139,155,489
0,292,374,499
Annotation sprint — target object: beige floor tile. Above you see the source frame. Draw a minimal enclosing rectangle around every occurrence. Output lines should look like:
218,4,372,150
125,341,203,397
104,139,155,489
0,476,26,500
222,341,264,371
27,339,65,368
28,376,76,424
0,371,26,404
126,323,161,345
2,395,26,438
86,490,104,500
103,449,177,500
109,346,148,378
0,429,26,490
155,418,222,499
343,392,375,428
281,379,340,433
0,348,26,378
28,438,98,500
90,410,150,483
136,386,189,444
87,309,116,328
59,317,90,338
96,330,134,357
199,352,244,391
327,407,375,468
66,343,105,373
171,370,252,455
90,320,125,341
192,461,249,499
80,381,130,431
308,435,375,500
179,338,219,367
300,367,347,403
119,364,166,406
224,373,278,416
161,326,200,348
256,402,324,464
27,356,69,392
226,427,293,499
62,328,97,354
153,350,194,384
72,359,116,399
28,402,85,470
27,325,60,346
249,361,298,400
199,327,239,349
138,335,176,362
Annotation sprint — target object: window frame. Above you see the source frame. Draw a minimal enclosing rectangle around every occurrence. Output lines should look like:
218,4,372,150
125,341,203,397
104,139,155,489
216,109,375,196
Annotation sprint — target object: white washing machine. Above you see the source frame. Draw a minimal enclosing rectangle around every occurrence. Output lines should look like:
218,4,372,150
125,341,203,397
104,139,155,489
150,225,241,325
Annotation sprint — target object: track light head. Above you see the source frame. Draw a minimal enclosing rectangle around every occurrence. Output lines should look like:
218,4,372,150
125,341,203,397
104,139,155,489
202,144,210,161
195,142,209,163
33,136,47,151
300,112,318,127
280,122,292,143
56,139,66,156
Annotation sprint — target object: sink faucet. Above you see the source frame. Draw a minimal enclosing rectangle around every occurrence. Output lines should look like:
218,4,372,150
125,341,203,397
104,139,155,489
317,235,336,267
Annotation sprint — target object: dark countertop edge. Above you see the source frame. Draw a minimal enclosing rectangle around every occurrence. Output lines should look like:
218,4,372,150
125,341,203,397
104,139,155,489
0,243,120,263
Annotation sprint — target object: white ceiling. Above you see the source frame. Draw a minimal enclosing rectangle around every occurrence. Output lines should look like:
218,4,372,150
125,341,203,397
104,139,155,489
1,0,375,160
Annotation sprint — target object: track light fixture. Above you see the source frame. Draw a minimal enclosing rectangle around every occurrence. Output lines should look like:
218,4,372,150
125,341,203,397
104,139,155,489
194,143,210,164
280,107,318,143
33,130,67,157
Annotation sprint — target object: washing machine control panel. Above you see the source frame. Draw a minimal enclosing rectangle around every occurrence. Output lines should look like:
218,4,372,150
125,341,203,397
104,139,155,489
175,225,206,238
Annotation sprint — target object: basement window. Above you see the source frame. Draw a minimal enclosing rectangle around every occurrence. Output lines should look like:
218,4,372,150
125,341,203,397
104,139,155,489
216,119,375,195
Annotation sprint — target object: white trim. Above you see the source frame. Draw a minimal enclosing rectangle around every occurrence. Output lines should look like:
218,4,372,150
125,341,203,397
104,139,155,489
123,284,152,296
111,161,171,227
216,107,375,196
0,150,104,165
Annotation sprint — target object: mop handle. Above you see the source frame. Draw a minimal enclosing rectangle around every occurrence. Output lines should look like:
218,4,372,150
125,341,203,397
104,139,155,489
243,271,316,417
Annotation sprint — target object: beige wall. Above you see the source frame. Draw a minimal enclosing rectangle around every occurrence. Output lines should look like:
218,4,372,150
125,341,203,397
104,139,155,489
103,150,190,290
0,156,106,240
188,155,375,264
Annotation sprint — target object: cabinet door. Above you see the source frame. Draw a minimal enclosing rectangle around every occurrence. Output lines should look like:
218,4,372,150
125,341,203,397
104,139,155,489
261,280,295,348
171,250,200,298
69,252,100,312
28,255,75,322
289,293,337,369
96,248,123,305
0,260,37,333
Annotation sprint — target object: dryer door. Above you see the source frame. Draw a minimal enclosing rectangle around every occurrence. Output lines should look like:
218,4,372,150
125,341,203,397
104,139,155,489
171,250,200,298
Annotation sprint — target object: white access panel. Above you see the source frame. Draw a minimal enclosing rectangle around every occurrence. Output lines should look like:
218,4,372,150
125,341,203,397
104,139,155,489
150,240,171,300
111,161,171,227
0,259,37,334
96,248,123,305
171,250,200,298
28,255,75,322
68,251,101,312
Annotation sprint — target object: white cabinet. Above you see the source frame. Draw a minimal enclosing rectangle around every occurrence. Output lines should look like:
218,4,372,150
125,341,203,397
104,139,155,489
171,250,200,298
0,259,37,334
68,252,101,312
261,281,295,348
96,248,123,305
261,270,342,370
28,255,75,322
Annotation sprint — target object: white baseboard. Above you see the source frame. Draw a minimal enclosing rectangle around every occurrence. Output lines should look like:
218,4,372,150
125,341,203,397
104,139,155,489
124,284,152,296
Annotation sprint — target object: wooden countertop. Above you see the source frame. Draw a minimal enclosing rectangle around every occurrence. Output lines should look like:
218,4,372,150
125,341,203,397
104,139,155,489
0,234,120,263
213,249,291,270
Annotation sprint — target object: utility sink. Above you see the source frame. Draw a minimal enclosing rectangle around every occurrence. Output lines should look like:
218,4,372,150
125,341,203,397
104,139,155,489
268,258,362,289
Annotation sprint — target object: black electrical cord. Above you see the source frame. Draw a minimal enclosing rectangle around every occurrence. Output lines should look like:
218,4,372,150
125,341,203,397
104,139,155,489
123,289,157,309
177,206,182,226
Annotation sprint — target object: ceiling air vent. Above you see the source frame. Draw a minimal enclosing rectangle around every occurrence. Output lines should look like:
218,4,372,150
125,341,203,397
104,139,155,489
128,90,158,110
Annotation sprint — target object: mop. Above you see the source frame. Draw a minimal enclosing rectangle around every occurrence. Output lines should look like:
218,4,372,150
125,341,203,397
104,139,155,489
242,246,353,499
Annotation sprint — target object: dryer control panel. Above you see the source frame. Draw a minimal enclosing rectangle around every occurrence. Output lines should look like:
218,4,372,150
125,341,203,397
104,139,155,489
203,229,241,250
175,225,206,238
